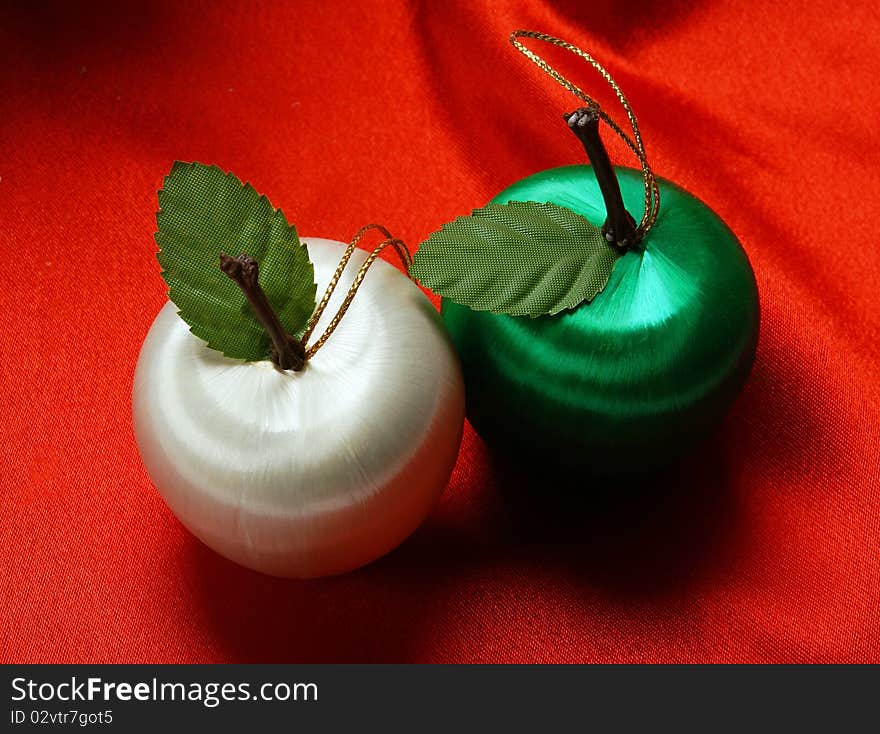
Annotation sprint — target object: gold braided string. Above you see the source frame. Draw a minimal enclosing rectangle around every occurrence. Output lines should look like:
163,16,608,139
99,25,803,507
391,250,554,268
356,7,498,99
301,224,414,360
300,223,394,344
510,30,660,237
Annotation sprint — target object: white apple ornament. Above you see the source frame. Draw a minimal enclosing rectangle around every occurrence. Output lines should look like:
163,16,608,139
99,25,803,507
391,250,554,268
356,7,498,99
133,162,464,578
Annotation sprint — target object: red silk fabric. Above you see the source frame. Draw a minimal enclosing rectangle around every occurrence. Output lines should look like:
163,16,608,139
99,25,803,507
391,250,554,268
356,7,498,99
2,0,878,663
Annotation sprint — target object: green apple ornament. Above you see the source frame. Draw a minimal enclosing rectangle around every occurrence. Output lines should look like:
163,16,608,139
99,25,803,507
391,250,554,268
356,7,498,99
411,31,759,474
133,163,464,578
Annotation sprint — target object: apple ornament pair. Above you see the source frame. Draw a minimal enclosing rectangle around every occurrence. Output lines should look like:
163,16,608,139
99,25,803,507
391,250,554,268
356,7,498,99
411,31,760,475
133,163,464,579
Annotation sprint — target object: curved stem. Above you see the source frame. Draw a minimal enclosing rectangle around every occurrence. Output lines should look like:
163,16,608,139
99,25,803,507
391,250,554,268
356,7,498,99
565,105,640,250
219,253,306,371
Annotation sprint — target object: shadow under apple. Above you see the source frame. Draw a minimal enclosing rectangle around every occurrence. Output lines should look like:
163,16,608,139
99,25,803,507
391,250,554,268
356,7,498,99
184,537,443,662
482,429,742,600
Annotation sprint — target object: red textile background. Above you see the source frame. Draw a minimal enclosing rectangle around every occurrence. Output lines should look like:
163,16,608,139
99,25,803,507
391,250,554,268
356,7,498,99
2,0,878,664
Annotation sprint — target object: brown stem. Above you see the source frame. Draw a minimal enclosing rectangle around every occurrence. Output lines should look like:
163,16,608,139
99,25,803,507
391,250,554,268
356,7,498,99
564,105,641,250
219,253,306,371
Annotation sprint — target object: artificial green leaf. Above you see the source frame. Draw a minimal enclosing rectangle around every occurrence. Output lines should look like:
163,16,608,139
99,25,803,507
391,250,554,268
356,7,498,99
411,201,621,317
156,161,316,361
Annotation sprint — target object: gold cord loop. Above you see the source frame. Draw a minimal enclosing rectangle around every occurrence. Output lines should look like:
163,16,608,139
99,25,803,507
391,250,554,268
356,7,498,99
509,30,660,237
301,224,414,360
